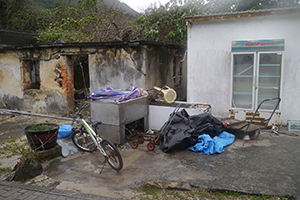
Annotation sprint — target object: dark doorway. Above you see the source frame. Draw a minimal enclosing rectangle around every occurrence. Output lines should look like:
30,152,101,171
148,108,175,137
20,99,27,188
73,55,90,100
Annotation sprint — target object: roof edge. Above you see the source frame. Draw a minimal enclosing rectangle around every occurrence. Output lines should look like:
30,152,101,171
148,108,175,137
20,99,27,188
185,7,300,22
0,40,186,51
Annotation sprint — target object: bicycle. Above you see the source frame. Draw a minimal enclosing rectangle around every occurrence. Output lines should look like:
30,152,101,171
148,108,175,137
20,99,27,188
71,102,123,171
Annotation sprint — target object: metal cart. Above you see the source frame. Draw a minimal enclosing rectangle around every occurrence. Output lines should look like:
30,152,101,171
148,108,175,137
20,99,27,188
222,97,281,139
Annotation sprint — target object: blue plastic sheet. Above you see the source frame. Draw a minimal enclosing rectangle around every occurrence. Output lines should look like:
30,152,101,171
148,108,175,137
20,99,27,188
58,125,73,139
188,131,235,155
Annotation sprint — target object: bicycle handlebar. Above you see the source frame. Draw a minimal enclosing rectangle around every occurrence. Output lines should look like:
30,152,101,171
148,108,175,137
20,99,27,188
72,102,89,125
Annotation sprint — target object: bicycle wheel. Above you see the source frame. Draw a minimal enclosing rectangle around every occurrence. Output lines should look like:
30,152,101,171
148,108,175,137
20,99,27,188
72,129,96,152
101,139,123,171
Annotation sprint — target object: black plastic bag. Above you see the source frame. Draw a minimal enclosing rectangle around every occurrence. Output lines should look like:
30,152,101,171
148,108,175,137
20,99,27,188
159,109,225,153
159,109,198,153
190,113,225,137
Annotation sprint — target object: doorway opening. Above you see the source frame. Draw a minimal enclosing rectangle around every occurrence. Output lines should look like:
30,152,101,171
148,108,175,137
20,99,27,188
72,55,90,102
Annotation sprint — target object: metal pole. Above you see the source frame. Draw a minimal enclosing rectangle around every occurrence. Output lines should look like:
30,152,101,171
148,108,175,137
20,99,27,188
0,109,73,121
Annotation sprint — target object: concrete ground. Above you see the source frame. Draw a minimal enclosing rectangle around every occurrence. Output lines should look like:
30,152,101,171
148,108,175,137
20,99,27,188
0,112,299,199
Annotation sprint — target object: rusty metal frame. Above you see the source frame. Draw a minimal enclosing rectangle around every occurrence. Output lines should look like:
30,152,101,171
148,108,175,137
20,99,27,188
245,97,281,133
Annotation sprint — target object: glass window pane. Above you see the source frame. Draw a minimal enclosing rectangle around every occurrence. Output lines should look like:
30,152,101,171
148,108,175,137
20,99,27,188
232,54,254,109
258,53,281,110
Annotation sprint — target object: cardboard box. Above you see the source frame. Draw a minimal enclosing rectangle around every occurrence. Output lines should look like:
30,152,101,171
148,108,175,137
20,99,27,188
288,120,300,132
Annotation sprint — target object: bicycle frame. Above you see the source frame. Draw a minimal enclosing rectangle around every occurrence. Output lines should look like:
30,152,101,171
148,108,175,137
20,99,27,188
80,118,108,157
71,102,123,171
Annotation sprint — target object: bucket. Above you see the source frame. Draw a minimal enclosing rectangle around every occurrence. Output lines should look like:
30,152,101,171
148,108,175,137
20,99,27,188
24,123,59,151
153,86,177,104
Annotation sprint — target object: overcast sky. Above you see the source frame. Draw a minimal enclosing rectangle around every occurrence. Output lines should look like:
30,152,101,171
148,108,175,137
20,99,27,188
121,0,170,12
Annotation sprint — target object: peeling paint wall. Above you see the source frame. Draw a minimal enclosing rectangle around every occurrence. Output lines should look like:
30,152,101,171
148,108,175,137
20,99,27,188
0,50,73,114
89,46,146,91
0,42,186,115
0,52,23,97
89,44,186,100
145,45,186,100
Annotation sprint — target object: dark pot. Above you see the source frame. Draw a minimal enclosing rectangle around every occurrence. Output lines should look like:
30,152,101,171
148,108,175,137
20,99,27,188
24,123,59,151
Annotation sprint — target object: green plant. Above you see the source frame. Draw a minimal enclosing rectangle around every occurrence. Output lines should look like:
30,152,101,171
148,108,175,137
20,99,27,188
0,118,8,123
0,131,56,162
0,167,11,173
26,124,54,131
1,136,34,160
251,196,258,200
0,137,27,158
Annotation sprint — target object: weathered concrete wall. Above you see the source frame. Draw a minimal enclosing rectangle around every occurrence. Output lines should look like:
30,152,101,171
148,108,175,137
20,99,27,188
0,51,24,110
35,56,73,114
0,52,23,97
0,42,186,115
0,51,73,114
145,45,186,100
89,44,186,101
89,46,146,92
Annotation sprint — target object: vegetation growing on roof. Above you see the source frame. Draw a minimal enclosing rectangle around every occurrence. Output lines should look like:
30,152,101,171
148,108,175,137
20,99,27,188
0,0,299,45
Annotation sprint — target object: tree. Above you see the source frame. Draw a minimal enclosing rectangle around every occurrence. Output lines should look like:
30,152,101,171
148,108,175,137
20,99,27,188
132,0,206,44
0,0,26,29
204,0,300,14
135,0,300,44
2,0,300,45
7,5,53,31
36,0,133,43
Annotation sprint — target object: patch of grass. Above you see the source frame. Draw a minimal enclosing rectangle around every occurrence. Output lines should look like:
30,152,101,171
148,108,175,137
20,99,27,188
29,179,36,185
0,136,32,159
0,118,8,123
0,167,11,173
0,136,19,145
132,184,288,200
0,129,16,135
211,190,288,200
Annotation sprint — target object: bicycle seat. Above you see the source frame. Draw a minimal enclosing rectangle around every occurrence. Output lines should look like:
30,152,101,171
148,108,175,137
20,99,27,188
92,121,102,128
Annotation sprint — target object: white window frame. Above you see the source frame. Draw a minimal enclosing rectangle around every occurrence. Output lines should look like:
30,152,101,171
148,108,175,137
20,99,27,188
230,51,283,111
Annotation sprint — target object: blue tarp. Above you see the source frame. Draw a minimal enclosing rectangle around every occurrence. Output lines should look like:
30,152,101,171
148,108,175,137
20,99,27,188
188,131,235,155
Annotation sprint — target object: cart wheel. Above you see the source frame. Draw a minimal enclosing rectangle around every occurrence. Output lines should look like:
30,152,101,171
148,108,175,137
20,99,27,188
131,141,138,149
147,142,155,151
138,137,144,144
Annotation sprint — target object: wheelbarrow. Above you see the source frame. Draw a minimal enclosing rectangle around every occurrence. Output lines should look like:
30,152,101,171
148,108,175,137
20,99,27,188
222,97,281,139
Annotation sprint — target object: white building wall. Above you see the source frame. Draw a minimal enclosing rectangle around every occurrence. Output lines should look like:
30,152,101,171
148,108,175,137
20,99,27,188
187,12,300,124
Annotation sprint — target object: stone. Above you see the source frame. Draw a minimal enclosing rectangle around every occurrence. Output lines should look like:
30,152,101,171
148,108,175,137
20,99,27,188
11,157,43,181
35,144,62,161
